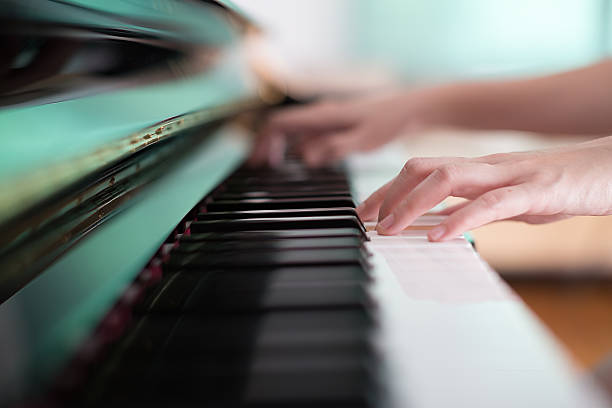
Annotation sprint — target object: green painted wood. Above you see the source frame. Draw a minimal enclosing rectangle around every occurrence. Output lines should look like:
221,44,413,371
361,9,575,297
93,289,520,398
0,127,249,399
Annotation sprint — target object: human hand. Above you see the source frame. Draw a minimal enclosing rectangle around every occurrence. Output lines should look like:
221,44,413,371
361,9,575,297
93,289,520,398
356,136,612,241
248,91,431,167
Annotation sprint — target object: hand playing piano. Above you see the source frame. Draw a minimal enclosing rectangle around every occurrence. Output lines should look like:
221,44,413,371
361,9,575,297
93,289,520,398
356,136,612,241
248,91,432,167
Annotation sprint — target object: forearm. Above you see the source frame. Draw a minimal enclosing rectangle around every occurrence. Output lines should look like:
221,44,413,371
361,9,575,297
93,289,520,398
418,59,612,135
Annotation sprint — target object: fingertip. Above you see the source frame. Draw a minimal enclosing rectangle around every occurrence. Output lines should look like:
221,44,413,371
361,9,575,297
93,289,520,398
303,148,325,168
375,213,398,235
356,202,375,222
427,224,447,242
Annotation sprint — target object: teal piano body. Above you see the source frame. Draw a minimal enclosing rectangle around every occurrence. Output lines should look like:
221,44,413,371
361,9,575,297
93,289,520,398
0,0,271,404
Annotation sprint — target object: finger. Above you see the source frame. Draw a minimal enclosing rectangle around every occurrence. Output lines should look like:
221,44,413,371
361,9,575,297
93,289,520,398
377,157,463,222
267,132,286,167
250,101,355,167
247,131,283,167
264,101,355,135
434,200,471,215
508,213,571,224
356,179,395,221
377,162,516,235
301,129,363,167
428,185,532,241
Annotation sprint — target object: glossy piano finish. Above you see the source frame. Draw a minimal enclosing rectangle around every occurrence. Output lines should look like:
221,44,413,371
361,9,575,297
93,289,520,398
0,126,250,404
0,0,260,223
0,0,266,302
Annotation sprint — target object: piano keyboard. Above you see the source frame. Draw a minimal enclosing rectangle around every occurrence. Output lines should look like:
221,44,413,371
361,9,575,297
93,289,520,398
58,161,379,407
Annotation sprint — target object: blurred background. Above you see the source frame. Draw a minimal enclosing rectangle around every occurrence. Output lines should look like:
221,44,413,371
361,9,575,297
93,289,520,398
234,0,612,370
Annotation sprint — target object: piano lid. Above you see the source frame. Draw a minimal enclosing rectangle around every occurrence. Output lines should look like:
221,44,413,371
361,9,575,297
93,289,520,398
0,0,265,222
0,0,273,302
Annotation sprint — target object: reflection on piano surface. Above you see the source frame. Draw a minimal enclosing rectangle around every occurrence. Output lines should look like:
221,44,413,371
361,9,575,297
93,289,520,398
57,162,378,407
0,1,610,407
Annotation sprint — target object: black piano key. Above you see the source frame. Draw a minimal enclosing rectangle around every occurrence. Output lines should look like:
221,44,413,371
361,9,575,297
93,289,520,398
244,369,372,407
197,207,357,220
100,368,372,408
164,309,373,351
80,316,179,402
189,216,365,234
206,197,355,212
174,237,363,253
166,248,369,270
221,184,351,194
68,160,379,408
143,266,370,313
184,280,370,312
197,265,369,282
233,162,346,175
115,316,178,356
215,190,351,199
100,310,372,369
86,310,375,402
155,345,371,378
83,312,375,406
203,266,370,288
224,176,348,186
183,228,365,242
137,272,201,313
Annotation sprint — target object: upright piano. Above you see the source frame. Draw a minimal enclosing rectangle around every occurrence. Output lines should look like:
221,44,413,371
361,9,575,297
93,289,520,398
0,1,609,407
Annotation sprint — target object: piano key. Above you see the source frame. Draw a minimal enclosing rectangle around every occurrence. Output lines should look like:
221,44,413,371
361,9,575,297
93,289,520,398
63,160,379,408
221,181,351,191
229,167,348,177
98,368,372,408
224,179,350,188
142,266,371,313
182,228,366,242
224,175,349,185
189,215,366,234
165,309,374,350
137,272,200,313
196,207,358,220
84,318,375,407
165,248,369,269
233,162,346,175
113,310,373,360
243,369,372,407
183,280,370,312
155,345,371,377
215,190,351,199
103,315,178,360
203,266,370,287
174,236,364,253
86,310,374,393
205,196,356,212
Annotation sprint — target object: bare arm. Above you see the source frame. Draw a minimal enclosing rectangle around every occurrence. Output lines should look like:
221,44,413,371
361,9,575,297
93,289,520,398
426,59,612,135
250,59,612,166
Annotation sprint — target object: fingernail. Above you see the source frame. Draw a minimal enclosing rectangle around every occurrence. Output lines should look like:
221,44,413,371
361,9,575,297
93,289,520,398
377,213,395,232
428,224,446,241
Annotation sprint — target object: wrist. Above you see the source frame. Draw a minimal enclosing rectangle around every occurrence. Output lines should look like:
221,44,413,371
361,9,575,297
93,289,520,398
400,85,459,130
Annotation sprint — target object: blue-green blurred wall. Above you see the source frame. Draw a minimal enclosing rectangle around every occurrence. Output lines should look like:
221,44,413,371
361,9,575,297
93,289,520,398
351,0,609,79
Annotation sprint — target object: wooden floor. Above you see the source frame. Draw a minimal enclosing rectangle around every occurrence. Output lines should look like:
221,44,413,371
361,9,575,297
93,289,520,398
507,277,612,369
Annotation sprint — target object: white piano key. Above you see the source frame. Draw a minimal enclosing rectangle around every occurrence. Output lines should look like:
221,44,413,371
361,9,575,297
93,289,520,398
348,149,610,408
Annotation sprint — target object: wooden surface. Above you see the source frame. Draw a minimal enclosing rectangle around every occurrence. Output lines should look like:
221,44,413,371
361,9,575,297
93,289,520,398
508,279,612,369
474,217,612,277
